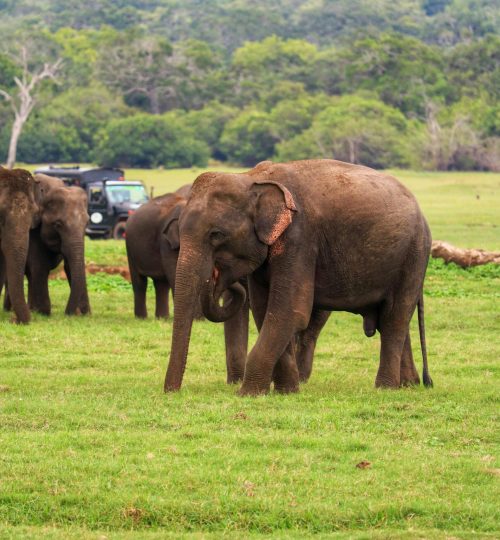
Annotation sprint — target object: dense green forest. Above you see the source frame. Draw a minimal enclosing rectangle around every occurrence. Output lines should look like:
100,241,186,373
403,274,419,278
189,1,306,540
0,0,498,170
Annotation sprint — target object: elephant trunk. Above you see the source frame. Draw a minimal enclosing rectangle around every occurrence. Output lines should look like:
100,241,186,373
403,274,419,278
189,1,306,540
63,238,90,315
2,226,30,323
200,276,246,323
164,242,207,392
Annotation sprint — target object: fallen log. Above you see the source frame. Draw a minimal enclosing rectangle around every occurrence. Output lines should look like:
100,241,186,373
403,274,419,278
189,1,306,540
431,241,500,268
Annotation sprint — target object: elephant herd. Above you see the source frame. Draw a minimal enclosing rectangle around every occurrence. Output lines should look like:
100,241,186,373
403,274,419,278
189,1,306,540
1,159,433,396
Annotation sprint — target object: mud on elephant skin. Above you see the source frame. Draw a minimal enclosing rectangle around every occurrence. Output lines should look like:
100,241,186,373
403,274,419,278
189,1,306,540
3,173,91,316
0,167,39,324
165,159,433,395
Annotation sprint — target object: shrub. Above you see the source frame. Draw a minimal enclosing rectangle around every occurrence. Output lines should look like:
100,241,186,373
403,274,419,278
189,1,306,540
94,113,210,168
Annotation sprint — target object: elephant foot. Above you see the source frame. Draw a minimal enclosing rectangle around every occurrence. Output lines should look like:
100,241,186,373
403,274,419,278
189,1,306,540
400,369,420,387
32,306,51,316
10,314,30,325
274,382,299,394
375,373,400,389
79,304,91,315
164,382,181,393
298,370,311,383
227,373,244,384
273,370,300,394
238,381,270,397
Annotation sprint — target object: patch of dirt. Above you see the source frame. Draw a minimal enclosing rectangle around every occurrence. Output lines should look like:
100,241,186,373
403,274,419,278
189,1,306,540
356,460,372,469
123,507,145,523
242,480,256,497
49,264,131,282
87,264,131,282
233,411,248,420
0,385,10,392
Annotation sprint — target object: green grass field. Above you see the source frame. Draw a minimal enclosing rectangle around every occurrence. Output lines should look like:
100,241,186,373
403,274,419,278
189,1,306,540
1,169,499,539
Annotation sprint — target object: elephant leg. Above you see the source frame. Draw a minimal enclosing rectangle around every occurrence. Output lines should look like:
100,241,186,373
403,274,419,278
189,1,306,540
153,279,169,319
376,287,418,388
400,332,420,386
0,253,5,298
241,274,304,396
27,265,51,315
130,268,148,319
223,287,249,384
272,341,300,394
3,284,12,312
249,282,298,393
296,309,330,382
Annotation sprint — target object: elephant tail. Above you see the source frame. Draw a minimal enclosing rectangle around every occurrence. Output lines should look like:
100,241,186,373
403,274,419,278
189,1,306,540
418,290,433,388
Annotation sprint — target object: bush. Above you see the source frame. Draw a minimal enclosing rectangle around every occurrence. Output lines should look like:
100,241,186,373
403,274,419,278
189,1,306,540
93,113,210,168
219,109,278,166
275,94,417,169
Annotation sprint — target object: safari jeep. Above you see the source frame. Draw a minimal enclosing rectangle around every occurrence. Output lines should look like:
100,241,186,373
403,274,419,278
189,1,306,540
34,166,149,239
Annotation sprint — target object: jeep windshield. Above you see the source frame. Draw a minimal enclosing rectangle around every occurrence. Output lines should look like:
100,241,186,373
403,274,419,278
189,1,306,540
105,184,148,205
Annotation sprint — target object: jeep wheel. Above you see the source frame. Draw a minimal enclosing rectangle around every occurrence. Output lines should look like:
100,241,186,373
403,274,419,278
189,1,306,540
112,221,127,240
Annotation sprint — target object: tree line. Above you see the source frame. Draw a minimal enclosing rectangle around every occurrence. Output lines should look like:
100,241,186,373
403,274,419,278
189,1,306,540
0,0,498,170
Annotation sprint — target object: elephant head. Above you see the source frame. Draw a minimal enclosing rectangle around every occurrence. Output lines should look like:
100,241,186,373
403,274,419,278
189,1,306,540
0,167,39,323
35,174,90,315
164,165,297,391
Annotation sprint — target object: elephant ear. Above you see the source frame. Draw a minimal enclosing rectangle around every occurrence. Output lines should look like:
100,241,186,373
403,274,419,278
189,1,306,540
251,181,297,245
162,204,183,250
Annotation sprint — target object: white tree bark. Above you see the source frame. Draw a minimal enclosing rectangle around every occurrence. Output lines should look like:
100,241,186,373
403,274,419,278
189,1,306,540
0,46,62,168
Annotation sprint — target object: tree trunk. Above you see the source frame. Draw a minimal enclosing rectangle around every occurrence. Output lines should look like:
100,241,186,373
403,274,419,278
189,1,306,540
6,115,24,169
431,241,500,268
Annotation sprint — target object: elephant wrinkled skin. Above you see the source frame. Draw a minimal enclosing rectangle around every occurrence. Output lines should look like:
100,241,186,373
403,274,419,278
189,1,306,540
126,185,249,383
0,167,39,324
3,174,91,316
165,159,433,395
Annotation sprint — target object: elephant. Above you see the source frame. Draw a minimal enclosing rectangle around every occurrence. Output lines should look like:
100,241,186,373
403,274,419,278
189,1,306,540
127,184,330,384
126,184,249,383
4,173,90,316
164,159,433,395
0,167,39,324
126,185,190,320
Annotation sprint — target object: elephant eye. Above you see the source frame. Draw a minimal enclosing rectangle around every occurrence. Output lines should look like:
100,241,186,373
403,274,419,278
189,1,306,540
209,229,227,246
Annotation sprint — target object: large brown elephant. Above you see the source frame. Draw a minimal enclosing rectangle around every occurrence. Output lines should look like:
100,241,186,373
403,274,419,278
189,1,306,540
128,184,330,384
164,159,433,395
0,167,39,323
4,174,90,316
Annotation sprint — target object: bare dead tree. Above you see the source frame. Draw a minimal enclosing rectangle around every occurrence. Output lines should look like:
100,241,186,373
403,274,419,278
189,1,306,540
0,46,62,168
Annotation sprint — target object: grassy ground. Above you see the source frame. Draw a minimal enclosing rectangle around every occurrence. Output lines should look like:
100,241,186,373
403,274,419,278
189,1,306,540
1,169,499,539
